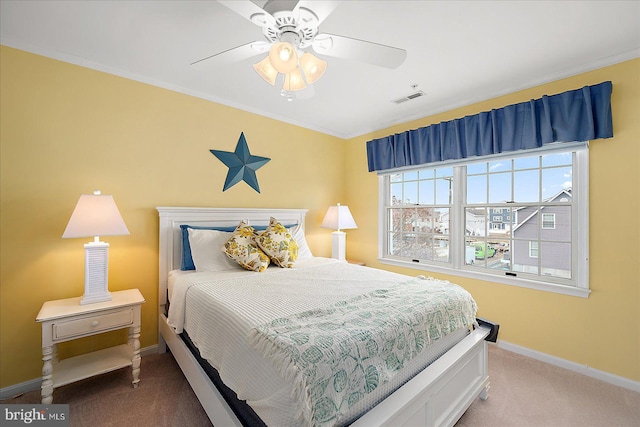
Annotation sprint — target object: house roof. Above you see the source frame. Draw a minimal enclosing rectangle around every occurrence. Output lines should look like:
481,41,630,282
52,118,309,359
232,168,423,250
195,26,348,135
512,189,573,232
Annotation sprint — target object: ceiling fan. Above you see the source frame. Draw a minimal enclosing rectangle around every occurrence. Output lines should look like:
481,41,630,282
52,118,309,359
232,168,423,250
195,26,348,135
191,0,407,100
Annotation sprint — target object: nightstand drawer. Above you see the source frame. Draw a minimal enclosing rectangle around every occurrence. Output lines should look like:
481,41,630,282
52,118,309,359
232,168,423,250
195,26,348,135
53,308,134,340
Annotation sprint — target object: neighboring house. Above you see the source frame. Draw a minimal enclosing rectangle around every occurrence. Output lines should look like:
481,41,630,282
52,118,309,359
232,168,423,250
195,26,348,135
511,189,572,275
488,207,512,235
439,208,486,236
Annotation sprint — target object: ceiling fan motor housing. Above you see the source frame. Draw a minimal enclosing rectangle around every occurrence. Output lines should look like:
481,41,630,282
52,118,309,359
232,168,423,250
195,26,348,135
255,5,319,49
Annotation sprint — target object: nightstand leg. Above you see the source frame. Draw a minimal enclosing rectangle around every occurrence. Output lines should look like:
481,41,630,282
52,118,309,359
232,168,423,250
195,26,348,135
129,325,141,388
41,346,54,404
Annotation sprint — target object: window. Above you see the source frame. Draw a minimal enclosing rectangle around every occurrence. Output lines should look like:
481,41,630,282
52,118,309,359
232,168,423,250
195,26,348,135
529,241,539,258
378,142,589,297
542,213,556,229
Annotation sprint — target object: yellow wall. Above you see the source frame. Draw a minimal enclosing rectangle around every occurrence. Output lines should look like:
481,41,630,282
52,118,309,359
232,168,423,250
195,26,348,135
1,45,638,389
0,46,344,387
345,58,640,382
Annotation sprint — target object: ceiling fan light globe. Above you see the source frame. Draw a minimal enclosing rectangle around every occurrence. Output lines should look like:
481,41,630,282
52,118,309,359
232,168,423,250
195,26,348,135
300,52,327,84
253,56,278,85
283,67,307,91
269,42,298,73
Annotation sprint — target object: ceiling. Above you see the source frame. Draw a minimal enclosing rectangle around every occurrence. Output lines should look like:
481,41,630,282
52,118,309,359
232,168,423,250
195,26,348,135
1,1,639,139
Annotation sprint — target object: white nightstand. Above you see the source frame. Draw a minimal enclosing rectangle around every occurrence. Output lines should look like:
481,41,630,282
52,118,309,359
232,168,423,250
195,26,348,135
36,289,145,404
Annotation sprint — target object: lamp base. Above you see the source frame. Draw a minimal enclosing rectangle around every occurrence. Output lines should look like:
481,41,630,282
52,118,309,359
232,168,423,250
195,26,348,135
331,231,347,262
80,241,112,305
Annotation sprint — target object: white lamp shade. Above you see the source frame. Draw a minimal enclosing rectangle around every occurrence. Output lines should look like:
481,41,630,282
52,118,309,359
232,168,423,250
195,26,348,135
268,41,298,73
62,192,129,238
321,204,357,231
253,56,278,86
283,67,307,91
300,52,327,84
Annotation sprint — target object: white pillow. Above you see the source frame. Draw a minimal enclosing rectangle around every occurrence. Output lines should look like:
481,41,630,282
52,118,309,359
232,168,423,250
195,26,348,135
188,228,238,271
291,224,313,260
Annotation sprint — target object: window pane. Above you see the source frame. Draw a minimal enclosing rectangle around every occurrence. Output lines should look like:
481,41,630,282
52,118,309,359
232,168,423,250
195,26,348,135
542,167,572,201
404,182,418,205
489,239,511,271
467,162,487,175
463,241,476,265
467,175,487,204
415,234,432,260
435,178,453,205
415,208,434,233
419,169,434,179
388,231,399,256
489,160,509,172
387,208,399,228
390,173,402,183
419,180,434,205
541,242,572,278
542,151,572,167
542,207,571,241
489,172,511,203
514,206,538,232
514,170,539,203
401,209,415,232
434,207,450,235
404,171,418,181
401,232,416,258
391,182,403,206
513,239,539,274
465,207,487,237
514,156,539,170
434,237,450,262
436,167,453,178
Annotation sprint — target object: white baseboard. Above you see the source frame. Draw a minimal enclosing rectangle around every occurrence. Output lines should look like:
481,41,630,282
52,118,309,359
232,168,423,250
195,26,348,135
497,340,640,393
0,345,158,400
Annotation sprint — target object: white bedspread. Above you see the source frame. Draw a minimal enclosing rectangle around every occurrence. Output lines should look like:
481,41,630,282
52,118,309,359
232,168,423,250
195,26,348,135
167,258,475,427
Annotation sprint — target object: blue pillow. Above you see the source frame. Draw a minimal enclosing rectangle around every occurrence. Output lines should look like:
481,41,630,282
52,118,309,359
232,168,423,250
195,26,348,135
180,223,298,270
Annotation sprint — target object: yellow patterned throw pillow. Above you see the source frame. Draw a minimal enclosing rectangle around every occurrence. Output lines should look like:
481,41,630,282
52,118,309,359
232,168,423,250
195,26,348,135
221,221,270,272
256,217,299,268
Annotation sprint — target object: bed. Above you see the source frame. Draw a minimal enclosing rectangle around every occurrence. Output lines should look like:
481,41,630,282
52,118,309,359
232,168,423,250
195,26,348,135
157,207,492,427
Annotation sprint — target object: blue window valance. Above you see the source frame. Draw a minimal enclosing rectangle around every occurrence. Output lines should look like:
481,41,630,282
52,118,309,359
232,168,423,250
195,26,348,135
366,81,613,172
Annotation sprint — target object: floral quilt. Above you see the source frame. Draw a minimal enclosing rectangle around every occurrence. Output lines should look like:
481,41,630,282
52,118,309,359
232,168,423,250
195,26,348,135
249,278,478,427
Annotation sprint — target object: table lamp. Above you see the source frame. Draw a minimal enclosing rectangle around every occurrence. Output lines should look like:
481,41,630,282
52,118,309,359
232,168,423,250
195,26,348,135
62,190,129,305
320,203,357,261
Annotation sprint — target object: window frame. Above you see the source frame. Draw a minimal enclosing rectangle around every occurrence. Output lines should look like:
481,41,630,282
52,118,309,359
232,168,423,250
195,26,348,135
377,142,590,298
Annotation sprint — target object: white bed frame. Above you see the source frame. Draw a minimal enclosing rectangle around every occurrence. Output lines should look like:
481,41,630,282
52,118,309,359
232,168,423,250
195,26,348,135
157,207,491,427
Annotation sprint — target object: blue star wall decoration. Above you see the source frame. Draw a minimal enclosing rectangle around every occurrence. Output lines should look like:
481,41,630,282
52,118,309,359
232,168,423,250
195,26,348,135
210,132,271,193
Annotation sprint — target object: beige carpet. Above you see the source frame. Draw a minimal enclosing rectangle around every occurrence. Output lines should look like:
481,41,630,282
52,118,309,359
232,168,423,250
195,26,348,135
4,345,639,426
456,345,640,427
5,350,213,427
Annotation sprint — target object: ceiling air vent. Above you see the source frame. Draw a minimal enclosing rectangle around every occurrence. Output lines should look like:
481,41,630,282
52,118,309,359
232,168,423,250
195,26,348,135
392,90,426,104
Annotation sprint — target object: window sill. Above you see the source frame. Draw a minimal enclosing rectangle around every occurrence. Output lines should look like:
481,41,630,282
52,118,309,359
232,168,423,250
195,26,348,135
378,258,591,298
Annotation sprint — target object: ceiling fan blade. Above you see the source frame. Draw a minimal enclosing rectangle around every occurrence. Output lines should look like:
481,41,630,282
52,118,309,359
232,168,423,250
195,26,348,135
218,0,274,26
313,33,407,69
293,1,339,25
191,41,268,69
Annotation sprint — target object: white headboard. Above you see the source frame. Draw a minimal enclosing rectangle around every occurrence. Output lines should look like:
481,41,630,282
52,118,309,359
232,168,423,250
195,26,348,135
156,207,308,307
